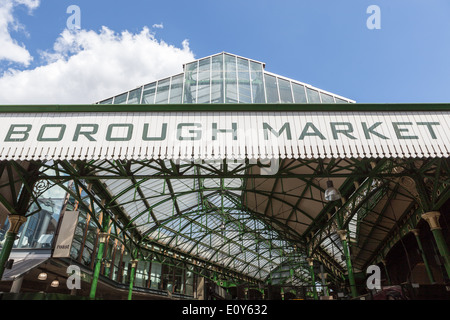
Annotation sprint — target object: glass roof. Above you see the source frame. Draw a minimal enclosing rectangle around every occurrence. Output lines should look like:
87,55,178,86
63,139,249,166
88,53,359,285
93,159,310,283
96,52,354,105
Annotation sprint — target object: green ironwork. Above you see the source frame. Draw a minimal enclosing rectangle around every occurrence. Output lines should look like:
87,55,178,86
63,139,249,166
411,229,435,284
1,103,450,114
0,215,27,279
0,52,448,300
89,214,111,300
307,258,318,300
421,211,450,279
128,260,138,300
338,230,357,298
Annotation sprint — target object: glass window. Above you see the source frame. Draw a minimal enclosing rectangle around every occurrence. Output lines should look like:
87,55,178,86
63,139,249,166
185,267,194,296
114,93,128,104
150,262,162,290
320,92,335,103
99,98,113,104
81,219,97,267
122,250,131,284
183,62,198,104
169,74,183,104
173,266,184,293
250,61,264,103
162,264,174,292
278,78,293,103
237,57,251,103
142,82,156,104
70,210,86,260
335,98,349,104
3,193,65,250
197,58,211,103
264,74,279,103
224,54,238,103
134,260,149,288
155,78,171,104
211,54,224,103
127,88,142,104
111,244,123,282
306,87,321,103
292,83,307,103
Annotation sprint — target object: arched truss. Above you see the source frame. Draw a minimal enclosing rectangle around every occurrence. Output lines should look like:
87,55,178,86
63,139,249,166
1,156,449,285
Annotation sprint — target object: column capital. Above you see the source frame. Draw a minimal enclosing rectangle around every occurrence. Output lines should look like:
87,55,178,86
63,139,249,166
98,232,109,243
306,258,314,266
337,229,347,241
130,260,139,268
319,272,328,280
7,215,27,233
421,211,441,230
410,228,420,236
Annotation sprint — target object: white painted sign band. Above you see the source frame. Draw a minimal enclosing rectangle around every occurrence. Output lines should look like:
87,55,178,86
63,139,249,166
0,111,448,160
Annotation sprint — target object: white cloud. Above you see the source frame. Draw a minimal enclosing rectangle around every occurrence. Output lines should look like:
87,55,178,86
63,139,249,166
0,0,39,66
0,26,195,104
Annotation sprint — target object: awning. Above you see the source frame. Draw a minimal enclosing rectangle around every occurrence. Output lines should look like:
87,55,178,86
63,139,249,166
1,257,49,281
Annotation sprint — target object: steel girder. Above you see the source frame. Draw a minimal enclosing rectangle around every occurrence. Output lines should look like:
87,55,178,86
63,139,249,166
1,156,449,287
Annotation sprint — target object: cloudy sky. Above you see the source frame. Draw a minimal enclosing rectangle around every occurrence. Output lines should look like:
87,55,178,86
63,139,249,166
1,0,450,104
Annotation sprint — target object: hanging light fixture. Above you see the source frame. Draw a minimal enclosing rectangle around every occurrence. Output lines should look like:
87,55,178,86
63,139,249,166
50,279,60,287
324,180,341,202
38,272,47,281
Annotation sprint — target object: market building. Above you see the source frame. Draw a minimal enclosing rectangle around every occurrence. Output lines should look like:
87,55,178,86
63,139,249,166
0,52,449,300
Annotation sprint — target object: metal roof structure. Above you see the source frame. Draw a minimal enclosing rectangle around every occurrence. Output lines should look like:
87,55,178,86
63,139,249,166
0,53,449,292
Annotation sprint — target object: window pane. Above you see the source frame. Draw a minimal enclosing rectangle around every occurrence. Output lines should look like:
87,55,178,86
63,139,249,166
197,58,211,103
237,57,251,103
142,82,156,104
306,88,320,103
224,54,237,103
114,93,128,104
169,74,183,104
264,74,279,103
292,83,307,103
320,92,335,103
183,62,198,104
211,54,224,103
99,98,113,104
278,78,293,103
250,61,264,103
335,98,349,104
150,262,162,289
155,78,170,104
127,88,142,104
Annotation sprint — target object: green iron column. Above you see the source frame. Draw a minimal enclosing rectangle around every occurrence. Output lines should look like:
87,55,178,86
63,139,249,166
411,229,435,284
421,212,450,279
0,215,27,279
89,231,109,299
337,230,357,298
128,260,138,300
307,258,318,300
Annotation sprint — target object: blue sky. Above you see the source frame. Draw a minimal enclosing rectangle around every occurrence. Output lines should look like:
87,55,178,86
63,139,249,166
2,0,450,104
